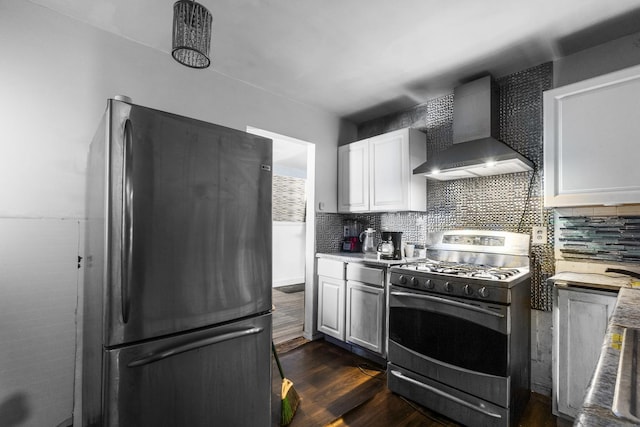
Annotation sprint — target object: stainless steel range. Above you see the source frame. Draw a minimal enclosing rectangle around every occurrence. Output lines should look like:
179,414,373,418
387,230,531,427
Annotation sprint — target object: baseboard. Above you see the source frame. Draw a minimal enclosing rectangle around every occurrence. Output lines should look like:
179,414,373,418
273,277,305,287
323,335,387,367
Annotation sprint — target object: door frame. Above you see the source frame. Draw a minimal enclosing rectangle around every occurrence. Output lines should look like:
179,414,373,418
246,127,316,339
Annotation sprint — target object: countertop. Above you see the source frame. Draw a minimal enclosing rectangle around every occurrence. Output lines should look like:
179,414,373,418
574,287,640,426
316,252,424,268
550,271,633,290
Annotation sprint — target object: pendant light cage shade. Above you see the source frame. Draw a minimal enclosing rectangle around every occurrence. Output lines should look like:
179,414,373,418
172,0,212,69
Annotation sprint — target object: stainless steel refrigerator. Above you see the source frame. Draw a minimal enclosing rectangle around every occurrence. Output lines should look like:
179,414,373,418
79,99,273,426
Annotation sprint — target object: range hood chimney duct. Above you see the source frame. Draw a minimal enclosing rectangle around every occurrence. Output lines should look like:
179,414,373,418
413,76,534,180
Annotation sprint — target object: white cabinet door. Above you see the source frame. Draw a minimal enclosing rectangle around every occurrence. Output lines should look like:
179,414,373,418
369,130,409,211
337,140,369,212
553,286,617,419
337,128,426,213
346,281,385,354
544,64,640,207
317,275,346,340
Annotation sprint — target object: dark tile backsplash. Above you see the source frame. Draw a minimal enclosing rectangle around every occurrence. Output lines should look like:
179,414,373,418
315,211,429,254
319,62,555,311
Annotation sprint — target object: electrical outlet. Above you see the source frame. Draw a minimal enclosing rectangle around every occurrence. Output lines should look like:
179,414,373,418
532,226,547,245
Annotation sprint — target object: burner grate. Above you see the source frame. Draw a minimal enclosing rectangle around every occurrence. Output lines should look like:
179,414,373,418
399,261,527,282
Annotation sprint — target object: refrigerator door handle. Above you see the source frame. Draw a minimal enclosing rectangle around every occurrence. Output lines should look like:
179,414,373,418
121,119,134,324
127,326,264,368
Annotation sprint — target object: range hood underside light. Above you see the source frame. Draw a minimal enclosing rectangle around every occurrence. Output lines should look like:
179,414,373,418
413,138,534,181
412,75,535,181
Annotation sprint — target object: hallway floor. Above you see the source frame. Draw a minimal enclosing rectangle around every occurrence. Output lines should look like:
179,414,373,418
272,286,304,345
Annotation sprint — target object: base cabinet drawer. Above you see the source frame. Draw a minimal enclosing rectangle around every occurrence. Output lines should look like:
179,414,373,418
317,258,346,279
346,263,384,287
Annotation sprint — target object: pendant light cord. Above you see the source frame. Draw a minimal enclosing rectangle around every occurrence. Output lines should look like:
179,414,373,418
517,169,537,233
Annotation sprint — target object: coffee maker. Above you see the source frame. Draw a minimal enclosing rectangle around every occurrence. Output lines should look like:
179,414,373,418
379,231,403,260
342,220,363,252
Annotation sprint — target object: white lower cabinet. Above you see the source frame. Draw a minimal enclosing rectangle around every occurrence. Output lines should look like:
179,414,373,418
316,258,387,356
346,280,385,354
553,286,617,420
317,275,346,340
317,258,347,340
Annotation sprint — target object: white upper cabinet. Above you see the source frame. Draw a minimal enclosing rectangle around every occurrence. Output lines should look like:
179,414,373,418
338,140,369,212
543,64,640,207
338,128,426,213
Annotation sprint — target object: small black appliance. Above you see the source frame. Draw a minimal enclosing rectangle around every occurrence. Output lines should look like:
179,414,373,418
380,231,402,260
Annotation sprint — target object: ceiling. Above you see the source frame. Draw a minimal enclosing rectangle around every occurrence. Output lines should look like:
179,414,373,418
29,0,640,123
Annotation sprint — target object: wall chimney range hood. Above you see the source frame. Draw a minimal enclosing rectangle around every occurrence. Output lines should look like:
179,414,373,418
414,76,534,180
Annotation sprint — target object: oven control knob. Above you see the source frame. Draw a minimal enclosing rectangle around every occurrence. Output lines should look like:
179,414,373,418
443,282,453,293
398,275,407,285
463,284,473,296
410,277,419,287
425,279,434,289
478,286,490,298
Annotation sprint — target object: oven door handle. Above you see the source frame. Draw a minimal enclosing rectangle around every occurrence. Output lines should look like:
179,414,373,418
390,370,502,419
390,291,505,318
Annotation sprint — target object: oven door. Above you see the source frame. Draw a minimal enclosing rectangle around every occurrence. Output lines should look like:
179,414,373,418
388,284,511,407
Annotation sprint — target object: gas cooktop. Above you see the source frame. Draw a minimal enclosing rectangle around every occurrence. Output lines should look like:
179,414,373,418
390,261,531,303
393,260,530,282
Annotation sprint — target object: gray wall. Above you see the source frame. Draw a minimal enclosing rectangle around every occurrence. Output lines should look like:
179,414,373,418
554,30,640,88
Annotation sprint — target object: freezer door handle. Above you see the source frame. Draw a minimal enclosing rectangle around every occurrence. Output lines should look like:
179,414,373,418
121,119,134,324
127,326,264,368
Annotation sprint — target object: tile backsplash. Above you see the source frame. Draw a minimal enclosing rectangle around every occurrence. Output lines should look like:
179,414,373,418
315,211,427,254
273,175,307,222
556,215,640,264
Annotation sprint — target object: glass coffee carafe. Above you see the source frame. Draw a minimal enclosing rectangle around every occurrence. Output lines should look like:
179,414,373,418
360,228,376,254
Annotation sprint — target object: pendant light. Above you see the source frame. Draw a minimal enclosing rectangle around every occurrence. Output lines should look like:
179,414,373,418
172,0,213,69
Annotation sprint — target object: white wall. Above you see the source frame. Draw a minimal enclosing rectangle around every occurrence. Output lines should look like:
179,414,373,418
0,1,355,425
272,222,306,287
0,219,80,427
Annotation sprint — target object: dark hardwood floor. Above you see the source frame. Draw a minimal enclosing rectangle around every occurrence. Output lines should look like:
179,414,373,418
272,339,571,427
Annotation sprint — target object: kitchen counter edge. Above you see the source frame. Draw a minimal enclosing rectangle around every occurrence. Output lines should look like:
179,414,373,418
575,286,640,426
315,252,423,267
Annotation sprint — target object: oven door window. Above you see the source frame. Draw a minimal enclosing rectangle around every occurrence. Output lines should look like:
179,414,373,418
389,306,507,377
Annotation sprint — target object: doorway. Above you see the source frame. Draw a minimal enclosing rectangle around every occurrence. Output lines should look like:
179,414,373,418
247,127,315,345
